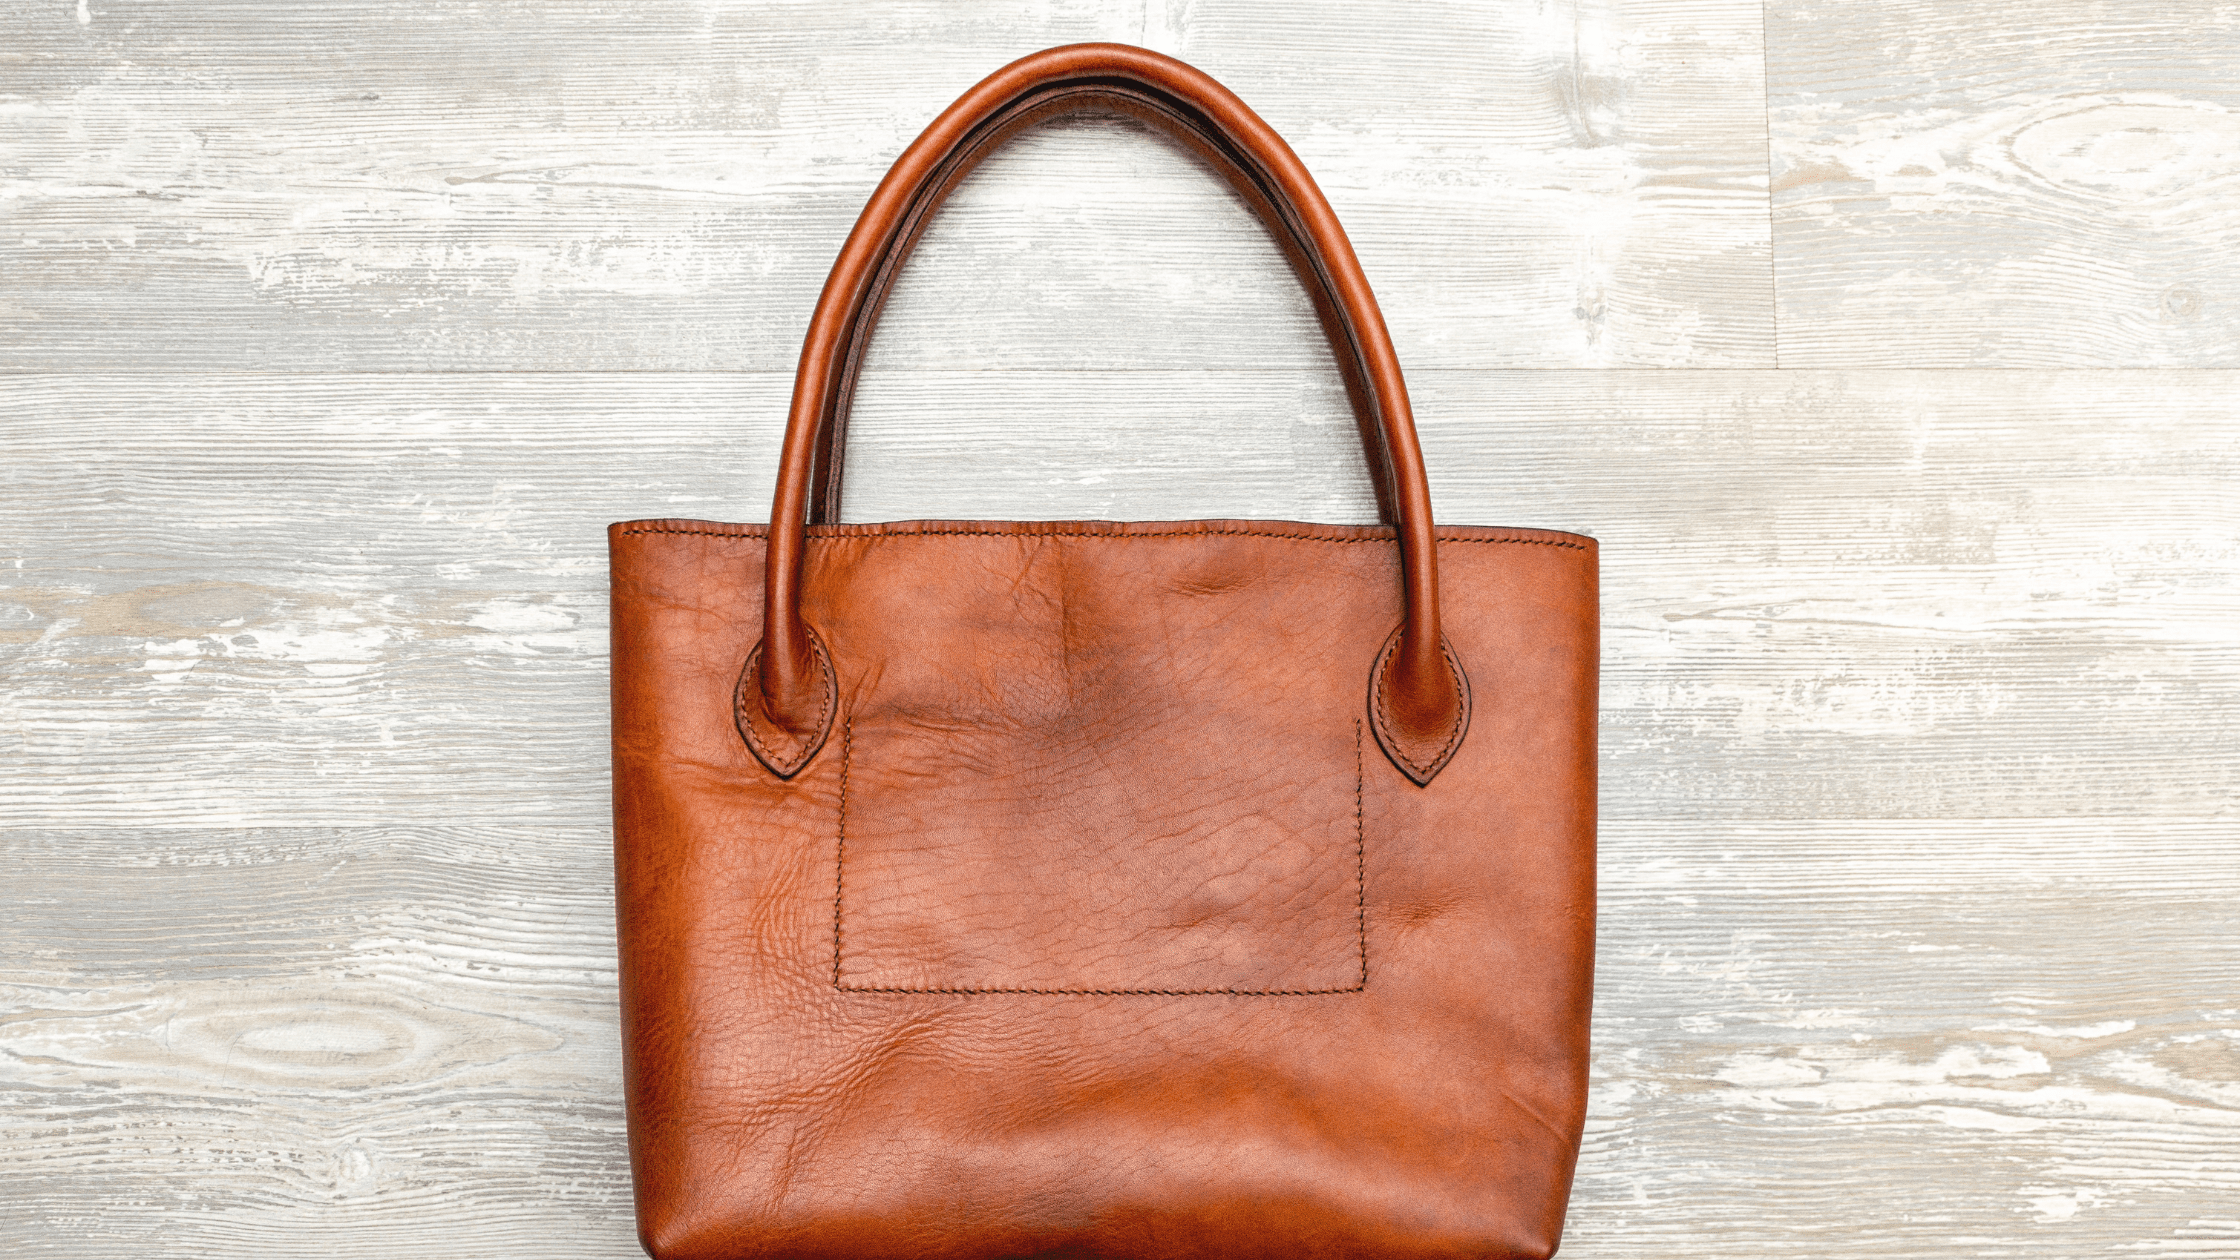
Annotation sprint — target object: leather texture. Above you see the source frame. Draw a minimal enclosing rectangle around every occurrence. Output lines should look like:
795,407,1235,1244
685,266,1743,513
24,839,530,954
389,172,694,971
611,42,1598,1260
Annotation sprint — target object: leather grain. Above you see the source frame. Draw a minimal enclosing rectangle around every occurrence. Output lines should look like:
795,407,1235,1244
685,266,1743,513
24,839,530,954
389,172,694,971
611,42,1598,1260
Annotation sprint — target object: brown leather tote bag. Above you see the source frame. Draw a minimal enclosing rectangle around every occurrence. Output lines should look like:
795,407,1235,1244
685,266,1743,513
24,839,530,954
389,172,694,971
609,43,1597,1260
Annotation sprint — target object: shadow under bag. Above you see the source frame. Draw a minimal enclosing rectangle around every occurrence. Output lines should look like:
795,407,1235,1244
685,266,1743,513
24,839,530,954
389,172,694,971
609,42,1598,1260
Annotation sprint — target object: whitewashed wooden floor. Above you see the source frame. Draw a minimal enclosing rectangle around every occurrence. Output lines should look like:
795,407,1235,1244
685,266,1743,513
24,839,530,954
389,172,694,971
4,3,2236,1257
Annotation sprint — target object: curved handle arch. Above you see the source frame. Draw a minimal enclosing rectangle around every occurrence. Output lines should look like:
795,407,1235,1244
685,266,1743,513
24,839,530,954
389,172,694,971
749,43,1467,785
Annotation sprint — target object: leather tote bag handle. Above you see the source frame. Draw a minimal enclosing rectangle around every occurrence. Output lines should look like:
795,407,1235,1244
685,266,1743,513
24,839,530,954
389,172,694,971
750,43,1468,784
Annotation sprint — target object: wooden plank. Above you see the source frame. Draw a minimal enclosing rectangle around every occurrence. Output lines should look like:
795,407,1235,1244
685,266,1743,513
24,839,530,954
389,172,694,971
1,826,638,1258
0,0,1773,371
4,820,2233,1256
4,370,2233,830
1575,818,2240,1258
1767,0,2240,366
1168,0,1776,367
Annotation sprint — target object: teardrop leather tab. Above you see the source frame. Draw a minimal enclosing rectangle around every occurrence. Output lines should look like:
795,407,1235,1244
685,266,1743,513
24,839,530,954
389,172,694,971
736,629,837,779
1368,627,1471,786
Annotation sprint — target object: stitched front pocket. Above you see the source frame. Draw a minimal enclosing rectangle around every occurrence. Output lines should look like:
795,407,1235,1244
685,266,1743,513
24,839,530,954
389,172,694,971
812,531,1377,996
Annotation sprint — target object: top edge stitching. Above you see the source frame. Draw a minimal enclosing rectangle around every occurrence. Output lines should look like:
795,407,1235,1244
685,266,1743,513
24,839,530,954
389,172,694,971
618,525,1591,550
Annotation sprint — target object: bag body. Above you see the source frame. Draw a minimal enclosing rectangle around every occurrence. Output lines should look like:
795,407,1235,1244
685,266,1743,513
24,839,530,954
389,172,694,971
611,44,1596,1260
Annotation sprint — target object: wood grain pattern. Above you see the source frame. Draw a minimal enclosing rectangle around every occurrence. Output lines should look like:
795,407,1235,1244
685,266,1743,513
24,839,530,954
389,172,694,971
1769,0,2240,366
0,0,1773,370
5,2,2237,1256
